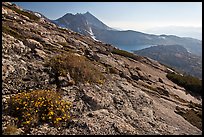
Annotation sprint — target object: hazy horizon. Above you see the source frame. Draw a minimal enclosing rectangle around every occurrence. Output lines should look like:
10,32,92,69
13,2,202,40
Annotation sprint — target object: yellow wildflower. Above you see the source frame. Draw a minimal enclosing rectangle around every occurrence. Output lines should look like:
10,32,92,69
56,117,62,121
49,111,54,115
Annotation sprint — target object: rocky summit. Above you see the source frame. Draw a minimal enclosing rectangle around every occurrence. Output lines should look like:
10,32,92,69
2,2,202,135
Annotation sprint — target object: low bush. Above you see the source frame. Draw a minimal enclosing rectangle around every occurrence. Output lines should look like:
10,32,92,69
111,48,143,61
45,53,105,85
166,72,202,97
7,90,72,129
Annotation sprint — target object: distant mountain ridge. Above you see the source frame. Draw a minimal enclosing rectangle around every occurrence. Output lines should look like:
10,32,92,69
134,45,202,79
51,12,202,57
2,2,202,135
145,26,202,40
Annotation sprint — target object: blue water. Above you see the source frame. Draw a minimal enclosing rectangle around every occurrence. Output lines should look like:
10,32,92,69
116,45,158,53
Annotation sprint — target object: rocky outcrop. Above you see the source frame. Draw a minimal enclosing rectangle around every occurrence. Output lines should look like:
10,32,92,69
2,2,202,135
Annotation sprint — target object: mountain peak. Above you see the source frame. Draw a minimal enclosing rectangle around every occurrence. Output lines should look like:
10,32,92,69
53,10,113,37
83,11,96,18
84,11,91,15
2,2,202,135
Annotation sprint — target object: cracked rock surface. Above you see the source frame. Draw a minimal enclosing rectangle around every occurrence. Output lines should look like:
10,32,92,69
2,2,202,135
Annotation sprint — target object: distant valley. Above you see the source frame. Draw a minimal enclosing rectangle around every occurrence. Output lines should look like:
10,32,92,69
2,2,202,135
134,45,202,79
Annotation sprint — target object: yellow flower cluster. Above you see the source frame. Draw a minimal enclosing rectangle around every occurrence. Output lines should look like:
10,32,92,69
8,90,72,128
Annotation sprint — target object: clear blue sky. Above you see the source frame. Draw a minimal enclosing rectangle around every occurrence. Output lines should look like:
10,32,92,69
13,2,202,32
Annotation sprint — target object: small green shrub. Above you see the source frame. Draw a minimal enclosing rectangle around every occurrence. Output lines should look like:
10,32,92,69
111,48,143,61
166,72,202,97
7,90,72,129
45,53,105,85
